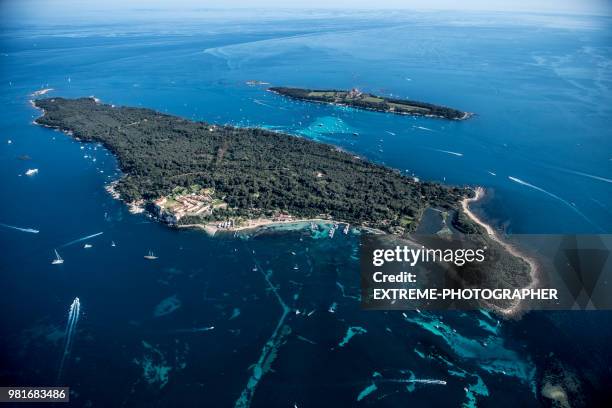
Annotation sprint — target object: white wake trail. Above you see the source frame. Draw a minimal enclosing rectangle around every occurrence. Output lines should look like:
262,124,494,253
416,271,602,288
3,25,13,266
172,326,215,333
508,176,599,229
434,149,463,157
383,378,447,385
57,297,81,383
252,99,276,109
0,222,39,234
556,168,612,184
60,232,103,247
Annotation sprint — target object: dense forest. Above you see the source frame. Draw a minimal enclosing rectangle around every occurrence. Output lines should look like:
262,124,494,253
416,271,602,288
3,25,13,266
34,97,472,233
269,87,471,120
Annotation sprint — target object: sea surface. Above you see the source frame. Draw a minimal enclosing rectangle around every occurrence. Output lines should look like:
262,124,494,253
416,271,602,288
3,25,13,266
1,8,611,407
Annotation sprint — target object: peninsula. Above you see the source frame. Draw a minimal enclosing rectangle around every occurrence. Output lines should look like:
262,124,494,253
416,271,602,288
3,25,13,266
269,87,471,120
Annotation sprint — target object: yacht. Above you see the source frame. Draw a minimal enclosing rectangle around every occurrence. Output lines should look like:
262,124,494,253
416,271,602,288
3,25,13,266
51,249,64,265
144,250,158,260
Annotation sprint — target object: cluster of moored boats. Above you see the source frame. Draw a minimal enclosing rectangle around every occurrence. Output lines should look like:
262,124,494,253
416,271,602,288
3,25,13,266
311,222,350,238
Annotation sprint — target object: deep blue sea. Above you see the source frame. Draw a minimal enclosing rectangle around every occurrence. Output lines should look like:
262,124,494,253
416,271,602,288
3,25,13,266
1,8,611,407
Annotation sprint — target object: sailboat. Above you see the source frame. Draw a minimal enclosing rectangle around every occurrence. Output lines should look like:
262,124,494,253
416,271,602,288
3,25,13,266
52,249,64,265
144,250,158,260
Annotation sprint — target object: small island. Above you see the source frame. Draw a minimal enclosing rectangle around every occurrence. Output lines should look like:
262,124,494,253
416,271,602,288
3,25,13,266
269,87,472,120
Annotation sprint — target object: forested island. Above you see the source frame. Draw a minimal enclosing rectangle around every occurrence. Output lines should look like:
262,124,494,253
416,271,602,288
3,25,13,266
34,97,470,234
33,97,531,314
269,87,471,120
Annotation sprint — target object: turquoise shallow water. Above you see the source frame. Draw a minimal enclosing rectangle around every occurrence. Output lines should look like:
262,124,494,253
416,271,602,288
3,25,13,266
0,8,611,407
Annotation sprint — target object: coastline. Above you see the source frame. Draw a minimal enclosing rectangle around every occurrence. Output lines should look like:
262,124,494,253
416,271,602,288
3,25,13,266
31,96,147,216
178,217,338,236
99,175,343,235
30,88,54,97
104,173,540,318
461,187,540,317
105,181,145,214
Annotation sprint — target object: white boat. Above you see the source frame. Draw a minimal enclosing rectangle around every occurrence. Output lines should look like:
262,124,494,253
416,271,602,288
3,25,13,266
83,243,92,249
343,224,350,234
144,250,158,260
51,249,64,265
111,241,116,247
25,168,38,176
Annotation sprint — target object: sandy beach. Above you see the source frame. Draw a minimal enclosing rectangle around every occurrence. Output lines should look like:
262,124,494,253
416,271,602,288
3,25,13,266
461,187,540,317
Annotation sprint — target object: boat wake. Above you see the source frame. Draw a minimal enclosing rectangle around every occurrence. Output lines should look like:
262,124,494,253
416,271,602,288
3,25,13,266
384,378,447,385
60,231,103,247
0,222,39,234
57,297,80,383
172,326,215,333
252,99,276,109
551,167,612,184
508,176,598,229
433,149,463,157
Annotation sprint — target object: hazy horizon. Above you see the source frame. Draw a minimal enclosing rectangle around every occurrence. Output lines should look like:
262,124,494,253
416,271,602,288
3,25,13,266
2,0,612,17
